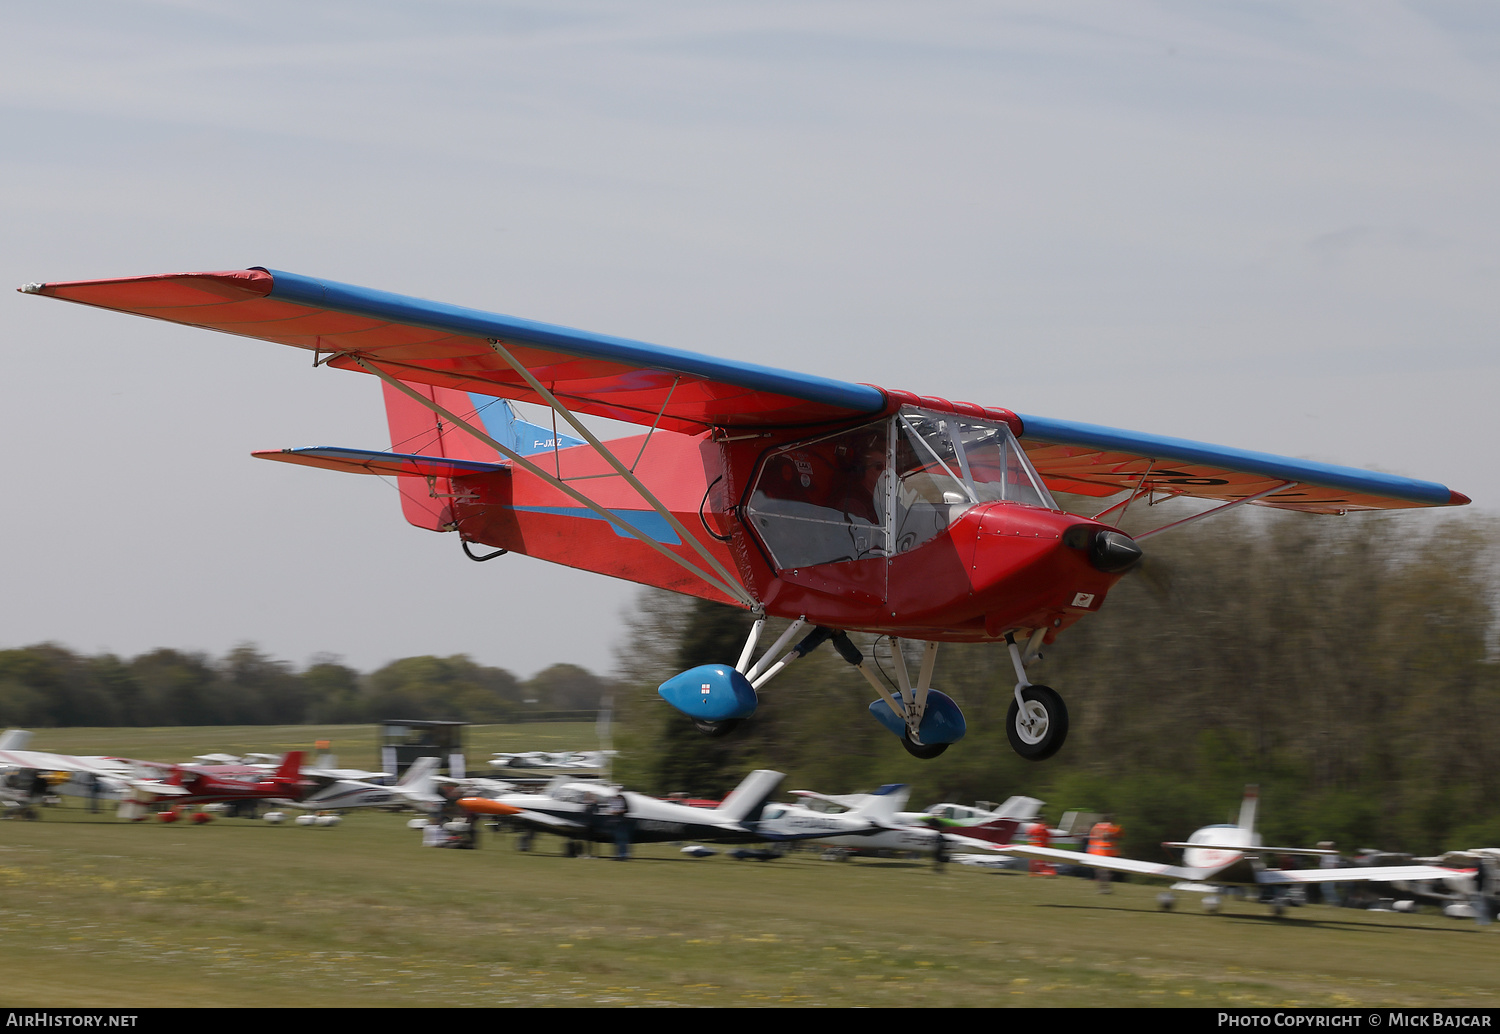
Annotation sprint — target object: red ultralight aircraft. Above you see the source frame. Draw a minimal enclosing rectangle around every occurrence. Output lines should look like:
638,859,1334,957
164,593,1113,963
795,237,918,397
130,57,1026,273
22,269,1470,761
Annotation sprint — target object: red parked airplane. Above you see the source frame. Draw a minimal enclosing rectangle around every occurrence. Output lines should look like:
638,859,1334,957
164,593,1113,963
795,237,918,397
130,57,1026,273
125,751,313,819
23,269,1469,761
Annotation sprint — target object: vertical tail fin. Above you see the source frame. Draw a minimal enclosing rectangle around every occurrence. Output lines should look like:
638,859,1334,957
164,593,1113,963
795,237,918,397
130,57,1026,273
846,784,912,823
275,751,304,781
714,770,785,824
381,381,504,532
380,382,583,531
1238,785,1259,833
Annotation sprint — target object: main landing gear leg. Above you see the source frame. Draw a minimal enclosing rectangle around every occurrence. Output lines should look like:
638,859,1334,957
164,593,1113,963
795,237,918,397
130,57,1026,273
836,635,966,759
1004,630,1069,761
658,617,837,737
658,621,968,759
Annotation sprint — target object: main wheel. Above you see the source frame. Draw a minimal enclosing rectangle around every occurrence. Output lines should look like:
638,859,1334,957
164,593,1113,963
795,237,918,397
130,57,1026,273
900,731,949,759
1005,685,1069,761
694,718,741,738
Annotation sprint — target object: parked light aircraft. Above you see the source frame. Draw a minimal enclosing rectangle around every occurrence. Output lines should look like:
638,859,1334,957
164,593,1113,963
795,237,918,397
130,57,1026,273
758,784,1022,856
0,744,135,812
988,787,1474,913
282,756,445,813
0,740,345,820
913,796,1044,828
1373,849,1500,921
461,770,785,849
24,271,1470,761
121,752,313,820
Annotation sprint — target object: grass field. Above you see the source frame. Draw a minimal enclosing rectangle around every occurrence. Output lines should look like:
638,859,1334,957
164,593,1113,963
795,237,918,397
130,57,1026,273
1,727,1497,1008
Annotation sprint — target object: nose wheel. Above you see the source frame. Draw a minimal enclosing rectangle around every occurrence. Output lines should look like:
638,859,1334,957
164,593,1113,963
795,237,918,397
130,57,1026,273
1006,684,1068,761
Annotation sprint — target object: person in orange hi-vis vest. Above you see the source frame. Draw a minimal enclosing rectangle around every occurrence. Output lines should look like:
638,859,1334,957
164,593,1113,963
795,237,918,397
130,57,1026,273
1087,815,1121,893
1029,821,1055,876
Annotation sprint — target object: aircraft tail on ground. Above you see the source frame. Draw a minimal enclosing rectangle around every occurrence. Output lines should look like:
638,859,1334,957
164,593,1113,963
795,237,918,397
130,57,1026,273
1238,785,1259,833
275,751,304,781
714,770,785,824
846,783,912,824
394,756,443,810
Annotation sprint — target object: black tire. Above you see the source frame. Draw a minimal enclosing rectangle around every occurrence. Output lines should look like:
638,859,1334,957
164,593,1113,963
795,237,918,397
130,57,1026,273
694,718,741,738
1005,685,1069,761
900,732,949,759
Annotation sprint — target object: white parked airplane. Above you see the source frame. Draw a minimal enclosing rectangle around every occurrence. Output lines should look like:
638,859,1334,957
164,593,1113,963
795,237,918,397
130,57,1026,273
280,756,446,813
758,784,1022,857
986,786,1474,913
462,770,787,850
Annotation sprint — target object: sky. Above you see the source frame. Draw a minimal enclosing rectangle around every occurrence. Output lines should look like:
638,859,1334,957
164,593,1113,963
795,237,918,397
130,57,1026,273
2,1,1496,678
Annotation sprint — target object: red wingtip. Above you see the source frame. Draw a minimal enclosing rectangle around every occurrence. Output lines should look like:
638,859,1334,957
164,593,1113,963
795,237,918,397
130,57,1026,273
1448,490,1472,506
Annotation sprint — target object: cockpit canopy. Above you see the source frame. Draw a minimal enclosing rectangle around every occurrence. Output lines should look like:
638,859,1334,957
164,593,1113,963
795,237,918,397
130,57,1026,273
746,407,1057,571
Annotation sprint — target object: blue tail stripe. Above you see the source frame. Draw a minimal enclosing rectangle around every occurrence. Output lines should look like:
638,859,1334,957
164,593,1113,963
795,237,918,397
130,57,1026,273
511,506,682,545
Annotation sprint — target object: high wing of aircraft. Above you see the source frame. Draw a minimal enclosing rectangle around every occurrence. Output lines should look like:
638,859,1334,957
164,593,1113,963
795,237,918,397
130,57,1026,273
23,270,1470,763
981,787,1475,914
461,769,784,847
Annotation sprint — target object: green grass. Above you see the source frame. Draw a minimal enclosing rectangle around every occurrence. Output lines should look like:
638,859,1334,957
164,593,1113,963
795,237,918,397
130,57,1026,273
1,727,1498,1007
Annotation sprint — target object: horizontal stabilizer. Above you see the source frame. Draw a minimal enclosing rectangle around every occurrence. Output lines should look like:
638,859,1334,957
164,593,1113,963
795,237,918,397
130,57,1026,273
252,447,508,479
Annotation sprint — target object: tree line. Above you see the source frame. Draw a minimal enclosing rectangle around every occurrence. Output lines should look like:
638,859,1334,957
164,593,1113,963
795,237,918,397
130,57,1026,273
0,646,616,728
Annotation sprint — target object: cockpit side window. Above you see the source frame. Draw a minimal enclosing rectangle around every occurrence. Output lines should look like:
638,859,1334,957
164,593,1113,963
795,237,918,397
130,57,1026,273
745,421,891,570
745,409,1055,571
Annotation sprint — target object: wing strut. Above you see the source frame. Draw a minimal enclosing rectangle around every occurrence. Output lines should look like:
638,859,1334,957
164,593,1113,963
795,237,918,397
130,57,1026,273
353,357,758,609
1134,482,1299,541
482,337,755,608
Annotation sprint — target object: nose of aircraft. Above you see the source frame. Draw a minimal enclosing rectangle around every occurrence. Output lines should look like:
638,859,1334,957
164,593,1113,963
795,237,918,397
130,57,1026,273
1089,530,1142,573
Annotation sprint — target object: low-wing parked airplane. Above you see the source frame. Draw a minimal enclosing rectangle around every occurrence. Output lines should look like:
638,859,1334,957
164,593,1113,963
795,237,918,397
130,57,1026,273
123,752,314,820
282,756,445,813
758,784,1021,856
462,770,785,850
24,270,1470,761
987,787,1475,913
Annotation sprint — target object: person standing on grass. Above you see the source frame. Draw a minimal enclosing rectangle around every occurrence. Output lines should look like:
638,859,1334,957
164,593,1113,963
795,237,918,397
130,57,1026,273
608,794,631,861
1088,815,1121,893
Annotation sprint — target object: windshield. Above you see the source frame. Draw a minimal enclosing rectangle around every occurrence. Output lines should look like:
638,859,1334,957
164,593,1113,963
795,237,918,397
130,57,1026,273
895,409,1053,510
